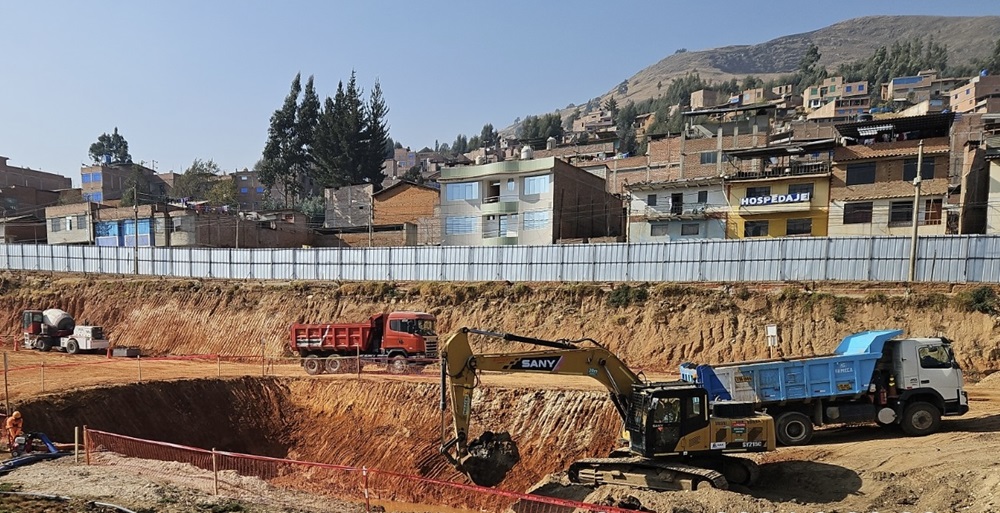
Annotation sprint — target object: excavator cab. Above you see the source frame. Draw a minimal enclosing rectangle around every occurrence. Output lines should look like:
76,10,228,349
22,310,43,335
626,383,710,457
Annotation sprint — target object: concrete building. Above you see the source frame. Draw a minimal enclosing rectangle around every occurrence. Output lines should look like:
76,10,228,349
723,140,837,238
624,178,726,242
828,114,953,237
437,157,621,246
949,75,1000,114
803,77,869,111
690,89,719,110
80,163,157,203
0,156,72,190
44,203,100,245
741,87,777,105
806,95,872,122
883,71,967,108
232,169,270,210
986,135,1000,233
324,184,373,229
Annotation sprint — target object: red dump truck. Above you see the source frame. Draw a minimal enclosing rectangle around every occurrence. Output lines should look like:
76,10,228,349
289,311,438,375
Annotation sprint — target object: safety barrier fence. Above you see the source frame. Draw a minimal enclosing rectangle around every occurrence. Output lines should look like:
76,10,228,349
85,428,633,513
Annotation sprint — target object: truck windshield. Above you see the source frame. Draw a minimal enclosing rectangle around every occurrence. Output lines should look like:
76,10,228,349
415,319,436,336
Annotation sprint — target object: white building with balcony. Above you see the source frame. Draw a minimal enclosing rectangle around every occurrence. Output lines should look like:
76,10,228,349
624,178,727,242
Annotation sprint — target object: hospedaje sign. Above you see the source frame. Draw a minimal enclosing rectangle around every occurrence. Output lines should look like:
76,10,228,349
740,192,811,207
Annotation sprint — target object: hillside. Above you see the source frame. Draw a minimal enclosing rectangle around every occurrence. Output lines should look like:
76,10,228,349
508,15,1000,134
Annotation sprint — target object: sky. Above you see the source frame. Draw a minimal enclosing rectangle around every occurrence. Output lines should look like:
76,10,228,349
2,1,1000,186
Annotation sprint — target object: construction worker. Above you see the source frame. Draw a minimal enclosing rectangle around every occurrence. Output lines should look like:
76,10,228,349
5,411,23,448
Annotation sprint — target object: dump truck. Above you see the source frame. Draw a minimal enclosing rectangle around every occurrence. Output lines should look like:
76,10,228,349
680,329,969,446
289,311,437,375
440,328,776,491
21,309,109,354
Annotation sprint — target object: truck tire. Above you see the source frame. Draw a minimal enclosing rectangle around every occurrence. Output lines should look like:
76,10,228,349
776,411,814,446
38,339,52,352
388,355,408,375
900,401,941,436
65,339,80,355
325,357,342,374
303,355,323,376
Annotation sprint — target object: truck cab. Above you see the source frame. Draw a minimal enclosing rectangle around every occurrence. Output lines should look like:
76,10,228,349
376,311,438,358
888,338,968,417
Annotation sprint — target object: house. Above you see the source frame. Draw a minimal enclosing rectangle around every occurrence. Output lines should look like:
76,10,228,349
373,181,440,245
624,177,726,242
690,89,719,110
803,77,869,111
948,75,1000,114
437,156,622,246
80,163,158,203
985,135,1000,233
233,168,269,210
323,184,373,229
0,215,48,244
882,71,968,110
827,113,954,237
0,156,71,190
44,203,100,245
0,184,62,221
806,95,871,122
723,139,837,238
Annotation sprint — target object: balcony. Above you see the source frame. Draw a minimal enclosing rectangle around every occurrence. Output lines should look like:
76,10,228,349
730,161,830,180
482,235,519,246
481,197,519,215
636,204,710,220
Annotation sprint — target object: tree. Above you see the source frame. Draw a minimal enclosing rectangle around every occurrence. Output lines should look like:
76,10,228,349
172,159,221,200
603,96,619,116
480,123,497,149
438,142,450,154
362,79,391,188
207,178,237,206
401,165,425,184
468,135,482,150
260,74,304,205
616,101,639,157
119,165,151,207
88,127,131,165
452,134,468,154
295,76,321,196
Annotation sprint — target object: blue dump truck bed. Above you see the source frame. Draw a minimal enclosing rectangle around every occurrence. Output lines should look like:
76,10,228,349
680,330,903,404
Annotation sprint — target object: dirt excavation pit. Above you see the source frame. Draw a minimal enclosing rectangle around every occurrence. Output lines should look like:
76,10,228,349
8,376,1000,513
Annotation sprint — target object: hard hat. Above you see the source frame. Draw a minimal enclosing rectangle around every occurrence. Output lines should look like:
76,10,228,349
11,411,20,419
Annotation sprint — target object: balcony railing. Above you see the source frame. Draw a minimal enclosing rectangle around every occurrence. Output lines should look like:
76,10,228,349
636,204,710,218
731,161,830,180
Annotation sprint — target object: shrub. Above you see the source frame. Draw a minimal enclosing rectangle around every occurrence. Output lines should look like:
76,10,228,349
607,284,649,308
956,286,998,314
832,296,848,323
734,285,751,300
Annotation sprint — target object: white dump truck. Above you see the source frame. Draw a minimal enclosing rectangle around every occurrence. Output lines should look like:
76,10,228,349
21,309,110,354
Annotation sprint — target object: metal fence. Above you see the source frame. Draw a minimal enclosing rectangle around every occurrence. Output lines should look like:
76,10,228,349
3,236,1000,283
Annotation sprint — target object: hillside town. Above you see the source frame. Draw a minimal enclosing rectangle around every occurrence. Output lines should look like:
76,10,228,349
2,70,1000,249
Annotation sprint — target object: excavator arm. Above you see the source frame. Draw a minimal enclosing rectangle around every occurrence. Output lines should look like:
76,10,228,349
439,327,642,486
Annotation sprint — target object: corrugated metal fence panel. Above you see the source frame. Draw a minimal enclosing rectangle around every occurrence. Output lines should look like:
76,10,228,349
532,245,563,282
440,247,470,281
592,244,627,282
660,241,700,281
314,249,339,280
151,248,173,277
701,240,741,282
628,244,662,282
187,249,211,278
171,248,192,277
337,248,366,281
918,236,966,283
499,246,532,282
740,239,782,281
362,248,390,281
467,247,500,281
561,245,593,282
966,236,1000,282
228,249,251,279
826,238,871,281
782,238,826,281
871,238,908,282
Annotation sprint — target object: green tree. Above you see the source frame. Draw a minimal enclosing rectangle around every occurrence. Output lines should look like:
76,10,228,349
313,72,390,191
260,74,304,205
616,101,639,156
363,79,391,187
438,142,450,154
603,96,619,116
207,178,238,207
296,76,321,196
480,123,497,149
468,135,482,150
88,127,132,164
452,134,468,154
172,159,221,200
119,165,151,207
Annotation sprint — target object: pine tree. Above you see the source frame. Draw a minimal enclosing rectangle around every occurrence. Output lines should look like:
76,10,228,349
363,79,390,190
260,74,302,206
296,76,321,196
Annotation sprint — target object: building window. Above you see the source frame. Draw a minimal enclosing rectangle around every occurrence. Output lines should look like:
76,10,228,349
843,202,873,224
786,218,813,236
507,179,515,192
445,216,477,235
81,173,92,184
681,223,700,236
91,172,101,182
925,198,943,225
889,200,914,226
845,162,876,185
241,176,249,181
50,218,62,232
671,193,683,215
697,190,708,204
829,85,836,93
256,187,265,193
523,210,550,230
746,186,771,198
75,215,87,230
445,182,479,201
240,187,248,194
858,84,864,91
92,192,103,202
523,174,551,195
647,194,657,207
788,183,814,196
903,158,935,181
845,85,852,93
744,220,769,237
811,88,818,95
699,152,718,165
650,222,669,236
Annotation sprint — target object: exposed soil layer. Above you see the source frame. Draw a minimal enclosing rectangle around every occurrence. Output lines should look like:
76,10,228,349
1,273,999,377
11,376,1000,512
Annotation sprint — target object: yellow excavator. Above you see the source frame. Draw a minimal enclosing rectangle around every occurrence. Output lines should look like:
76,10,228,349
439,328,776,491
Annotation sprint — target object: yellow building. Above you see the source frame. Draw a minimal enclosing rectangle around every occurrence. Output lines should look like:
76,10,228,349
723,140,836,239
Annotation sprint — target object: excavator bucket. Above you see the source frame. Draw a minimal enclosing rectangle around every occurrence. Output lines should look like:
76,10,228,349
459,431,520,487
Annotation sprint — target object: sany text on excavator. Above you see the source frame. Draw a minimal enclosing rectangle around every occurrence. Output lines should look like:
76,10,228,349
439,328,777,491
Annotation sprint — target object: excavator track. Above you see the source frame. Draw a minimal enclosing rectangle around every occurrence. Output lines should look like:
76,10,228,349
568,456,730,491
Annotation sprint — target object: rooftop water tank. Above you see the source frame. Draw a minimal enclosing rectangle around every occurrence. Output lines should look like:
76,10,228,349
520,146,534,160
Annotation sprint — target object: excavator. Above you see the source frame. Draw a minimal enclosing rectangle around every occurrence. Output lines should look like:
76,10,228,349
439,328,776,491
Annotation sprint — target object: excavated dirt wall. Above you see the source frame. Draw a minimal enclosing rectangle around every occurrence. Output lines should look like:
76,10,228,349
1,272,998,375
17,377,620,510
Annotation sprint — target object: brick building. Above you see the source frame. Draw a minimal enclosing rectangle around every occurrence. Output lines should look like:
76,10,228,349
949,75,1000,114
0,156,71,190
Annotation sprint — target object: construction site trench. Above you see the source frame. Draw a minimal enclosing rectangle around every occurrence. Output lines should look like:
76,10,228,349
2,274,1000,511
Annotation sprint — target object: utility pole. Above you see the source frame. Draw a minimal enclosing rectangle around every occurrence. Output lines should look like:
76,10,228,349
368,194,374,247
235,207,240,249
908,139,924,283
133,181,139,275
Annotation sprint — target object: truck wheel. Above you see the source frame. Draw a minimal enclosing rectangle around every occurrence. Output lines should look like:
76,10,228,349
388,355,408,375
38,339,52,352
776,411,814,446
900,402,941,436
325,357,342,374
303,355,323,376
65,339,80,355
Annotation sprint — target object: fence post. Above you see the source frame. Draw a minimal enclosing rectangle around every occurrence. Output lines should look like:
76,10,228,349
217,354,222,378
3,352,9,416
261,338,266,377
362,466,371,513
212,448,219,495
84,425,90,465
74,426,79,464
40,361,45,393
137,355,141,383
356,346,361,379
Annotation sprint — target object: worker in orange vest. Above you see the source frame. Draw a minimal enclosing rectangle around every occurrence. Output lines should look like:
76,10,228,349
5,411,23,448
